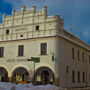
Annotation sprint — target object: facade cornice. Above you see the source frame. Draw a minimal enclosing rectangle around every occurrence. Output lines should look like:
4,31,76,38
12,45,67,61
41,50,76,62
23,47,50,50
59,30,90,51
0,33,89,51
0,35,57,43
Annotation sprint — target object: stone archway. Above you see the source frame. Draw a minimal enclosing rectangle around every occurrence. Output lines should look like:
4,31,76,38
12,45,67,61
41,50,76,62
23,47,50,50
35,66,55,84
0,67,9,82
11,67,29,82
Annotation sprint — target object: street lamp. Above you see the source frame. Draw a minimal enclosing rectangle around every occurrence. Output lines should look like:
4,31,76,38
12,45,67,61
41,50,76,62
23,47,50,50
51,51,55,62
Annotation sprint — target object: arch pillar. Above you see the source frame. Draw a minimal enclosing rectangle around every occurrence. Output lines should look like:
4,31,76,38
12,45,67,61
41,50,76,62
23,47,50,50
8,77,12,82
0,67,9,82
53,72,59,86
54,78,59,86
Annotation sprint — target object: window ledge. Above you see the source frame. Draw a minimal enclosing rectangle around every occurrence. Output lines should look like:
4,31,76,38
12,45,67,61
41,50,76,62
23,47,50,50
17,56,25,57
39,54,49,56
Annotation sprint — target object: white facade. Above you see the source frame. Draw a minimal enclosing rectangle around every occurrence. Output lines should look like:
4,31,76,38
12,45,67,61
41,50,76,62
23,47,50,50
0,6,63,84
0,6,90,88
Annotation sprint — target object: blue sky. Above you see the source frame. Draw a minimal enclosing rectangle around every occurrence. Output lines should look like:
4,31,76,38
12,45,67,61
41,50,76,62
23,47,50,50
0,0,90,44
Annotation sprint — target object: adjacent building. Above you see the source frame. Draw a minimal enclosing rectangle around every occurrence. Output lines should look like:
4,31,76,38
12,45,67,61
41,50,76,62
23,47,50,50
0,6,90,88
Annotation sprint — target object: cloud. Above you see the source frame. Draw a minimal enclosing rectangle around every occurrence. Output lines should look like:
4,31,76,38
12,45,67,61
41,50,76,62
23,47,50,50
4,0,47,10
82,28,90,41
4,0,22,10
3,0,63,11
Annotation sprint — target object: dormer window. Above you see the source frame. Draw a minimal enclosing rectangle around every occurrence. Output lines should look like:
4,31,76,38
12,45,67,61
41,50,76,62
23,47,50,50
36,26,39,31
6,29,9,34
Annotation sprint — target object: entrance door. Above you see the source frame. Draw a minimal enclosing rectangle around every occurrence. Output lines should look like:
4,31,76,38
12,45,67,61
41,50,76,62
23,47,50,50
22,74,24,81
41,70,49,84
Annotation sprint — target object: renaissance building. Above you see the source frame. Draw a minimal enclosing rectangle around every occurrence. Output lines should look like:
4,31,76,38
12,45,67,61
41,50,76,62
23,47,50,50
0,6,90,88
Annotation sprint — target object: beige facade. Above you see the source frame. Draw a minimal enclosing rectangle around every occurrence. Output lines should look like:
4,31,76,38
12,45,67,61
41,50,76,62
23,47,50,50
0,6,90,88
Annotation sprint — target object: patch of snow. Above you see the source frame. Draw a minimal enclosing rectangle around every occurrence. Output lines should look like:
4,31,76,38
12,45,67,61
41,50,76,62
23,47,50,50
0,82,60,90
0,82,16,90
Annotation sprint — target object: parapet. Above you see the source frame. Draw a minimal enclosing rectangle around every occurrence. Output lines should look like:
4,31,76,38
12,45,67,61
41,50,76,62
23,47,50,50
2,6,48,20
12,10,16,15
3,13,7,19
21,6,26,11
31,6,36,13
42,6,47,13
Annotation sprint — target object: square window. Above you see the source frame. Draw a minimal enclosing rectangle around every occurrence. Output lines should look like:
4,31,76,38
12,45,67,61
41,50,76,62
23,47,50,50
78,50,80,60
89,55,90,64
72,48,75,59
82,52,84,62
36,26,39,31
78,71,80,83
18,45,24,56
6,30,9,34
41,43,47,55
0,47,4,58
72,71,75,83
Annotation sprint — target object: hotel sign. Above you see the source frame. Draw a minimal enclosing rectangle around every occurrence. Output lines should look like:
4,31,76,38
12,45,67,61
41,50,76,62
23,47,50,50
15,27,28,32
7,57,40,63
7,58,29,62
